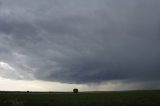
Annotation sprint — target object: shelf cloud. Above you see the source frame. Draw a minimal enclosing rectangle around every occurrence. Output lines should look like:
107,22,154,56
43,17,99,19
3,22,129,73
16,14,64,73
0,0,160,88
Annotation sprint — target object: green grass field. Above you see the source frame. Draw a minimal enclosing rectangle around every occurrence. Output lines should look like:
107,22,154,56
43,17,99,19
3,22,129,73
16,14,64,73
0,90,160,106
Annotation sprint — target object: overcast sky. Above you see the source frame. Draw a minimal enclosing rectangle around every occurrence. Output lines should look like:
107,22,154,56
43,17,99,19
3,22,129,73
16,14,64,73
0,0,160,91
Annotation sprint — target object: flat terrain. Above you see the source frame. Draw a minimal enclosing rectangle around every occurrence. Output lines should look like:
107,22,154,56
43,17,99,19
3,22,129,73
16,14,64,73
0,90,160,106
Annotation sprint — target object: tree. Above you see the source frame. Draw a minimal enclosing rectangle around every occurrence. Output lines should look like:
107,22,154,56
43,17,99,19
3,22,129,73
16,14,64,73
73,88,78,93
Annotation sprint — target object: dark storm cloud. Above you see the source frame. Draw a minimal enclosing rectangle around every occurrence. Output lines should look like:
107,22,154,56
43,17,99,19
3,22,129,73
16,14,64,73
0,0,160,84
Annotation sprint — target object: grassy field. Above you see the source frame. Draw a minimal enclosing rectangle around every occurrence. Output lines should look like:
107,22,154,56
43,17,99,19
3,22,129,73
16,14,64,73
0,90,160,106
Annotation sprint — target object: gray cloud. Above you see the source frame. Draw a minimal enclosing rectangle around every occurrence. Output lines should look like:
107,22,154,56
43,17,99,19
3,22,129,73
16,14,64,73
0,0,160,86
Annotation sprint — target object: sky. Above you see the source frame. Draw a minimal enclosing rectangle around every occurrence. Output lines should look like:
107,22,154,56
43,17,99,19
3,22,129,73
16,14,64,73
0,0,160,91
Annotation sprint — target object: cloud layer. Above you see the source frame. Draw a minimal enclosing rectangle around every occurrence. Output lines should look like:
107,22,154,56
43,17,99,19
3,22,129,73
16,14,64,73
0,0,160,84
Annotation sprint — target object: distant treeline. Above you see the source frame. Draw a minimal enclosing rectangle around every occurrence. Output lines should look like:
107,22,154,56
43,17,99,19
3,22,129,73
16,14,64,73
0,91,75,94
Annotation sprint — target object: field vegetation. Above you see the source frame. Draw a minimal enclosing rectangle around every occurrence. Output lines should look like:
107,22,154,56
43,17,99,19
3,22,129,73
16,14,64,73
0,90,160,106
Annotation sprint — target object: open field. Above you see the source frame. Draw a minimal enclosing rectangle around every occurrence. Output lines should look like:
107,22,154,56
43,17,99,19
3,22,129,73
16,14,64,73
0,90,160,106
